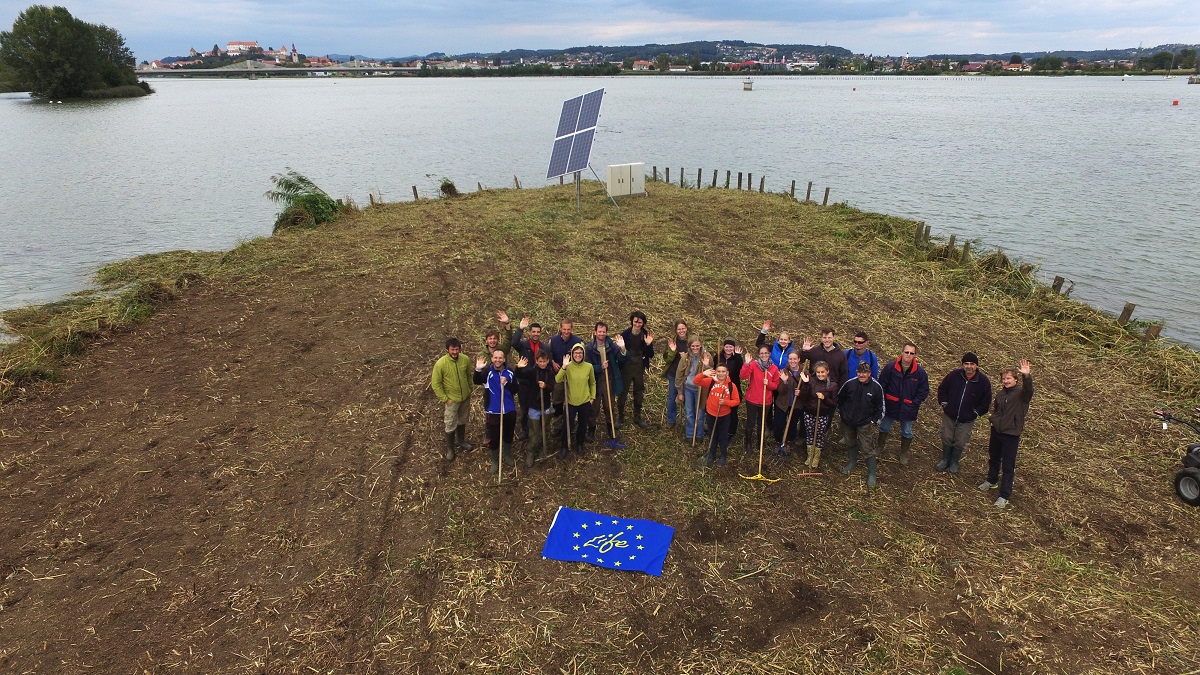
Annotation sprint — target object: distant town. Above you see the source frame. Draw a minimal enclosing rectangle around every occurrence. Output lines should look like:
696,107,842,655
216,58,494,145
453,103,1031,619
139,39,1199,76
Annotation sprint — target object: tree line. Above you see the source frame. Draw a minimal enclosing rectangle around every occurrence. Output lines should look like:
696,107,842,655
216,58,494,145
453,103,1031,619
0,5,148,99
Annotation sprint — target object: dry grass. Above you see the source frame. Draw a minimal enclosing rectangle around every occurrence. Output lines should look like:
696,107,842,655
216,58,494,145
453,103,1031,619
1,180,1198,673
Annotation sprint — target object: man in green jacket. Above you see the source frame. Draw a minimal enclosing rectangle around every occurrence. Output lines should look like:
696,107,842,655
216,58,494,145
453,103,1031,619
431,337,475,461
556,344,596,458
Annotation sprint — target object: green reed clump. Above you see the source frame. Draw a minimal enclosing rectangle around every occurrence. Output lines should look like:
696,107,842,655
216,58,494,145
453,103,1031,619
266,169,344,233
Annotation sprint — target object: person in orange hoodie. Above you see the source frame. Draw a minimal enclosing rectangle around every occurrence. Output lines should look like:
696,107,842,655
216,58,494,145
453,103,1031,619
694,364,741,468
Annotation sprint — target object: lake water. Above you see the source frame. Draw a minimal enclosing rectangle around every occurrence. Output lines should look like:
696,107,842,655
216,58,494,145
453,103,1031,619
1,75,1197,344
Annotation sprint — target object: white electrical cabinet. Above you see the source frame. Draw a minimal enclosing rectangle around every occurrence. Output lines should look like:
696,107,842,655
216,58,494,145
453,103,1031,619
606,163,646,197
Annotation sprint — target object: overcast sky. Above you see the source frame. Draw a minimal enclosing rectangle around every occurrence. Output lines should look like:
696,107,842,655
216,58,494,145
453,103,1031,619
3,0,1198,61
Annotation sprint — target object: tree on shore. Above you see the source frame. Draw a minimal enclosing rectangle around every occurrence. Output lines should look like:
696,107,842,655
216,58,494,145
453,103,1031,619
0,4,142,99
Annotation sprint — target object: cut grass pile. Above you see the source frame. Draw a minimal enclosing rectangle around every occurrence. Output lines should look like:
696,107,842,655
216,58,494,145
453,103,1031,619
1,180,1198,673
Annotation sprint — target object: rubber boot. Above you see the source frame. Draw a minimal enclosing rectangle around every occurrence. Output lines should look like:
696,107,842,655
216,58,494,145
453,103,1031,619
898,436,912,466
525,440,535,468
633,400,648,429
489,447,499,475
948,446,965,475
558,443,568,460
717,448,728,467
876,431,889,455
935,444,953,472
843,446,859,474
811,446,822,470
456,425,474,452
502,442,517,467
576,439,586,457
804,444,814,467
698,447,715,468
444,431,457,462
866,457,878,488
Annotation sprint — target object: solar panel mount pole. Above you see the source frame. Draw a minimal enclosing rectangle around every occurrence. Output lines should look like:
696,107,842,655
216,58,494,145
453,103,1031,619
575,171,581,212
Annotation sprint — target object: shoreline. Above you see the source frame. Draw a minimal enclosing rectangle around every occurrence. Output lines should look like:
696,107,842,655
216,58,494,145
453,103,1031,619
2,181,1196,403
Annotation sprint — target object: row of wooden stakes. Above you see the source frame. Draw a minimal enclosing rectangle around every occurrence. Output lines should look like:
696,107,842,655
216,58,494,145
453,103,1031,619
910,220,1165,341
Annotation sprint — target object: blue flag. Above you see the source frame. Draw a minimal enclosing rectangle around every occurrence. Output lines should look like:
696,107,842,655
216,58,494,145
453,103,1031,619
541,506,674,576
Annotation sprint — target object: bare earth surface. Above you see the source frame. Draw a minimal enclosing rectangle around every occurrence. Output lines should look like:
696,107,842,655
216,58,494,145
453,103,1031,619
2,186,1198,674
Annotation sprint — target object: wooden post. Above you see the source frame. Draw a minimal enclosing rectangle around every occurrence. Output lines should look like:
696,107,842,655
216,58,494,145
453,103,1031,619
679,168,684,188
822,187,831,206
725,171,730,189
559,176,564,185
960,241,971,263
1118,302,1136,325
653,166,658,182
737,172,743,190
947,234,957,254
514,175,521,189
697,168,702,188
477,182,483,192
922,224,931,245
412,185,419,200
1052,276,1064,294
369,193,375,206
1144,324,1163,340
759,176,765,193
790,180,796,199
712,169,718,188
666,167,670,184
805,182,813,202
914,222,924,247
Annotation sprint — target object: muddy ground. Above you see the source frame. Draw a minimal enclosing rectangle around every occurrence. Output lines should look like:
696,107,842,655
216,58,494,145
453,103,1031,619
2,186,1198,673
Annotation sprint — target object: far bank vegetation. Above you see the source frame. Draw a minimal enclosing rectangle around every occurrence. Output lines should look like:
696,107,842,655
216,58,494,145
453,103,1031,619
0,4,151,100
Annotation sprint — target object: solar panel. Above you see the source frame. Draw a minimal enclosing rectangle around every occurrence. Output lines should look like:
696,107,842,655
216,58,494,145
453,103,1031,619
556,95,583,138
547,89,604,179
547,136,573,179
565,128,595,174
577,89,604,130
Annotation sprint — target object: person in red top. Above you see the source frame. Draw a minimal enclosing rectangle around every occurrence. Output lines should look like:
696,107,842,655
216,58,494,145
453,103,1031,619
694,364,741,468
740,345,781,455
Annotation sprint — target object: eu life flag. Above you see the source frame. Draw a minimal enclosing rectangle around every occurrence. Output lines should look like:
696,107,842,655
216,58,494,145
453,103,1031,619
541,506,674,576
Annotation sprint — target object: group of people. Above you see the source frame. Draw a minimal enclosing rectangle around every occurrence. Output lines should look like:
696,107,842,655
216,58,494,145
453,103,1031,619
431,312,1035,507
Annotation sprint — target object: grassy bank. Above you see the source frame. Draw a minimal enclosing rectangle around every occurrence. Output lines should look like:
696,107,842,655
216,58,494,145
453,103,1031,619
79,82,153,98
1,182,1198,673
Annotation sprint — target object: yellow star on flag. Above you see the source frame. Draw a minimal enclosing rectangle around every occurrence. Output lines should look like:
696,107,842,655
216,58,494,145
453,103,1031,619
627,525,634,530
614,561,621,567
611,520,619,524
573,532,580,538
637,545,644,550
629,555,636,560
597,558,604,563
573,545,579,551
636,534,643,540
581,524,588,529
595,521,602,526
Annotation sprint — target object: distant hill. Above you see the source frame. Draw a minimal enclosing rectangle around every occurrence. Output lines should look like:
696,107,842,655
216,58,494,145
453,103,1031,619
345,40,852,64
922,43,1199,61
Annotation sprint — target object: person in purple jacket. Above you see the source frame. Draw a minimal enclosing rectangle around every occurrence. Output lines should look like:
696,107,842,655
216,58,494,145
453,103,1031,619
936,352,993,475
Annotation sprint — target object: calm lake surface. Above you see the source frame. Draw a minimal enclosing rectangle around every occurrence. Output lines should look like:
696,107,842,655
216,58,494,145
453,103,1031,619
1,76,1197,343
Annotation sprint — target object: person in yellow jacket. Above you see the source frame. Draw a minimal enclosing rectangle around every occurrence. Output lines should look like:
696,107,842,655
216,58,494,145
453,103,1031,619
555,344,596,459
431,337,475,461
